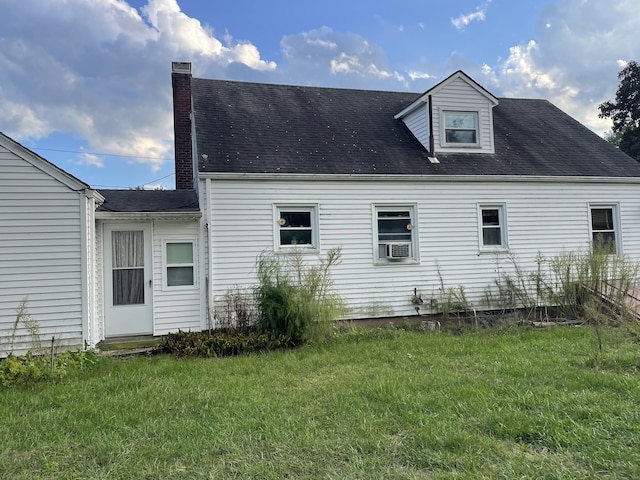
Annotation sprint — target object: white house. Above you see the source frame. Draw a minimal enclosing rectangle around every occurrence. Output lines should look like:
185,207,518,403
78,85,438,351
4,62,640,355
172,63,640,322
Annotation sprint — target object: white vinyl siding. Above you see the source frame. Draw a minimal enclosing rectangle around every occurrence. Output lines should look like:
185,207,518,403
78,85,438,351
398,76,496,155
432,77,495,154
402,105,430,151
152,221,202,335
0,147,88,356
203,177,640,320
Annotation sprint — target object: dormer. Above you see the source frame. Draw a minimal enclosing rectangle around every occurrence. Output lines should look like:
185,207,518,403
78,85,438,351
395,71,499,156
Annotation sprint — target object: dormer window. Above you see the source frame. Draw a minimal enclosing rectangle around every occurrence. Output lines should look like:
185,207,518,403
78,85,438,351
443,111,479,146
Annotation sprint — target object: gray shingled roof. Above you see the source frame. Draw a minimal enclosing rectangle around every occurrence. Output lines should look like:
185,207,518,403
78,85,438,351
192,78,640,178
97,189,199,213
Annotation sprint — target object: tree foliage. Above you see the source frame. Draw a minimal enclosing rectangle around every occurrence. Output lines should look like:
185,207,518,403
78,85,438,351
599,61,640,161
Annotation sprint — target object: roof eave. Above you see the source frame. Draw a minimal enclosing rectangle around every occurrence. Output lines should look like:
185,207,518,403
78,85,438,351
96,211,202,221
199,171,640,184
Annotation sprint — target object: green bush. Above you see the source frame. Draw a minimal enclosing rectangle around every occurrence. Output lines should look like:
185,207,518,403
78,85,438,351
254,247,344,344
0,349,97,387
161,329,292,358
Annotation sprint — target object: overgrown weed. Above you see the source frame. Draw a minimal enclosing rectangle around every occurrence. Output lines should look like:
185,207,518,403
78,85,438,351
255,247,345,344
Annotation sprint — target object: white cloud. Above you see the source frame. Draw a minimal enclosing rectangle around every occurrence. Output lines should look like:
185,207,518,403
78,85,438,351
495,0,640,133
77,153,104,169
281,26,408,88
451,1,492,31
408,71,435,81
0,0,276,172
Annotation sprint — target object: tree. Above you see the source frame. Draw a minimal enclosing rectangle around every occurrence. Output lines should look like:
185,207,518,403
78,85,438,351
599,61,640,161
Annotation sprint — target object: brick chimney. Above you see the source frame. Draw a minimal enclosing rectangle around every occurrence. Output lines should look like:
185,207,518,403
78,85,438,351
172,61,194,190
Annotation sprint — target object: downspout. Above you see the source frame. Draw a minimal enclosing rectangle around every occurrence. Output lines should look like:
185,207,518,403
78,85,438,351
205,177,215,330
79,191,90,349
428,95,435,156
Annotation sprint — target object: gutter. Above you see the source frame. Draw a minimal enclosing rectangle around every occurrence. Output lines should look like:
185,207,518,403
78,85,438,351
198,172,640,185
95,211,202,221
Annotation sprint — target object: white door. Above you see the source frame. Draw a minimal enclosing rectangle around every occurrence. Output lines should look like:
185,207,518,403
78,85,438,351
104,224,153,337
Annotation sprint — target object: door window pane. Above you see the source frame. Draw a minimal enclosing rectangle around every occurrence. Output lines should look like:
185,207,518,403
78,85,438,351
112,231,145,305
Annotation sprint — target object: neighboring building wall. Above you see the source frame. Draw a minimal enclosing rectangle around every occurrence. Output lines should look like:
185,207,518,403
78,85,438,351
204,177,640,320
0,146,86,356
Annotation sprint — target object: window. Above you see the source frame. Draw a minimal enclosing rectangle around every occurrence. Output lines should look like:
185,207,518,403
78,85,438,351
165,241,195,287
112,230,145,305
590,205,619,254
443,111,479,146
374,205,417,262
478,204,507,250
275,205,318,250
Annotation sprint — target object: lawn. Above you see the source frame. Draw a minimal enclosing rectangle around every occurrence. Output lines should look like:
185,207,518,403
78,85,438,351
1,326,639,479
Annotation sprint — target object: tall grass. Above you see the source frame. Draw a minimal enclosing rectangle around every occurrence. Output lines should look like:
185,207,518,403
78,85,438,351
255,247,345,343
489,242,640,322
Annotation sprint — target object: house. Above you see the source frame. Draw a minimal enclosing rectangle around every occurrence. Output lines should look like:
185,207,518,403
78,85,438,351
171,62,640,322
4,62,640,355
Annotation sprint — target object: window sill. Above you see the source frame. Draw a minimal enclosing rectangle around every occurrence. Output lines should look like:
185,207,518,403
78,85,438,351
163,285,198,291
374,259,421,266
276,247,320,255
478,247,509,254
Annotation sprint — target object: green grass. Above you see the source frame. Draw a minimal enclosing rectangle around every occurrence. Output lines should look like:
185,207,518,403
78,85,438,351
1,326,639,479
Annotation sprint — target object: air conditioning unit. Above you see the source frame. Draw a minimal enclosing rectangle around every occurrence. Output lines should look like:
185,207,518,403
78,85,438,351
386,243,412,259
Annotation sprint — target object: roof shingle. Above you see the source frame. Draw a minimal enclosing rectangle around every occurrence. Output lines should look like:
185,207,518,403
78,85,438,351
192,78,640,178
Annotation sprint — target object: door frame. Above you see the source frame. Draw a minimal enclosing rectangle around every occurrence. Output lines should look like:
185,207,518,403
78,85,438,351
103,222,153,337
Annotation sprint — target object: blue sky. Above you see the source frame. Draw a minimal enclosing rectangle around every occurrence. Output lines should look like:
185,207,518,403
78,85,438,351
1,0,638,189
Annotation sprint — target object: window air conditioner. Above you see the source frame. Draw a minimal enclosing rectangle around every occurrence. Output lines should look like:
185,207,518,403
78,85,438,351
386,243,412,259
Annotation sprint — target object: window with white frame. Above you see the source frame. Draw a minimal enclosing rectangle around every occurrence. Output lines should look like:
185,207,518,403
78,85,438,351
275,205,318,250
443,111,479,146
590,205,619,254
165,241,195,287
375,205,417,262
478,204,507,250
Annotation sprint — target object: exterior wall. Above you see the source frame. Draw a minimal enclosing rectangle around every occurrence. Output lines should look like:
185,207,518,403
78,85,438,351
152,220,202,335
204,177,640,320
95,218,202,341
402,105,430,151
0,146,86,356
431,77,495,154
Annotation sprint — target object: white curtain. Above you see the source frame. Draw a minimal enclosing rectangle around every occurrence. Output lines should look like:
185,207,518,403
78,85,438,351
112,231,144,305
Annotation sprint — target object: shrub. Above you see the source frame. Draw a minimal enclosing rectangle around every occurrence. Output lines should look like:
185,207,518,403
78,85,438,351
0,349,98,387
214,285,259,330
254,247,345,344
160,330,292,358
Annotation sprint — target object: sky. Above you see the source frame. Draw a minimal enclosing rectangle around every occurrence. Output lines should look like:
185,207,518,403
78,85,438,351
1,0,638,189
